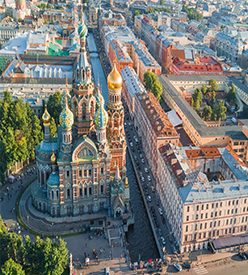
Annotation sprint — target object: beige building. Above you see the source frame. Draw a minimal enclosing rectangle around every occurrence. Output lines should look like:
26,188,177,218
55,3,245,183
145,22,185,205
157,143,248,253
159,75,248,164
134,92,179,175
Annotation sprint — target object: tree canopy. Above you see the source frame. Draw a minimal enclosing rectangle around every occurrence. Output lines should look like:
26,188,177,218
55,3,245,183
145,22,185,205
182,5,203,21
202,105,212,120
211,100,227,121
191,88,202,113
209,79,218,92
227,83,236,103
46,91,63,126
0,91,43,181
0,216,68,275
143,71,163,101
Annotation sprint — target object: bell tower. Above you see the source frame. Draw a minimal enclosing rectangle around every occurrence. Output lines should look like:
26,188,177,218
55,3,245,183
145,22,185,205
106,61,126,176
71,1,96,136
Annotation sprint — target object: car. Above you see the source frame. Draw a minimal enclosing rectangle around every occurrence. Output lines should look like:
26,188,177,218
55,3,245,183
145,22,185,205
153,214,157,220
151,186,155,193
141,159,145,164
158,208,163,215
136,145,140,150
144,168,148,173
238,252,247,260
134,155,137,160
173,262,182,272
145,190,149,196
141,177,145,182
135,138,139,143
130,142,133,147
140,154,143,158
169,235,173,242
124,122,127,126
155,220,159,227
182,262,191,269
104,267,110,275
156,200,160,206
148,175,151,181
151,206,155,213
147,196,151,202
161,237,166,245
139,171,143,176
158,228,162,236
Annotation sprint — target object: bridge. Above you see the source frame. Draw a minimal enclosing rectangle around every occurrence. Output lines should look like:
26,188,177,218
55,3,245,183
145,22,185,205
88,50,99,54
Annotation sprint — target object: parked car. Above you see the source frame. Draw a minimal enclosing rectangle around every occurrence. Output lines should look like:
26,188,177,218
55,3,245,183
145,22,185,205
172,246,177,254
130,142,133,147
158,228,162,236
144,168,148,173
147,196,151,202
161,216,166,224
158,208,163,215
151,206,155,213
147,175,151,181
151,186,155,193
161,237,166,245
169,235,173,242
238,252,247,260
173,262,182,272
182,262,191,269
141,159,145,164
140,154,143,158
141,177,145,182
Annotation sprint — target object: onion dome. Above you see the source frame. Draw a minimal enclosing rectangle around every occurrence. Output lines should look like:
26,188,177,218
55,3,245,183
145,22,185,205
107,61,122,91
42,104,50,125
61,92,71,109
78,21,88,39
51,151,56,164
94,101,108,128
59,86,74,130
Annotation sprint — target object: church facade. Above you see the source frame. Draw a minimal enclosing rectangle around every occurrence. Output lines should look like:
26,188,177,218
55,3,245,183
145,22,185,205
31,13,131,219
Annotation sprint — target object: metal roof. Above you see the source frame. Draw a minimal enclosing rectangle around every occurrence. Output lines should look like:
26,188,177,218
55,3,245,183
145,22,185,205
212,234,248,250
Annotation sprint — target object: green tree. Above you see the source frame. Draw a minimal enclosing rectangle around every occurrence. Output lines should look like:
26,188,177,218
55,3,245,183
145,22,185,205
33,115,43,146
221,25,226,31
211,111,217,121
160,0,164,5
209,79,218,92
47,92,63,125
195,99,201,113
44,19,48,24
144,71,156,92
202,105,212,120
218,100,227,120
201,84,207,95
152,81,163,101
149,7,153,13
1,259,25,275
0,141,7,183
133,10,140,18
50,117,57,138
210,91,216,105
192,88,202,106
3,127,18,168
18,18,22,22
227,83,236,102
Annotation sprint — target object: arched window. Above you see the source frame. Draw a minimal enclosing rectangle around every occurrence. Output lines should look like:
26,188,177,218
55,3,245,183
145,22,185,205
52,190,54,200
74,102,78,119
90,101,94,118
114,117,118,128
56,190,59,199
82,103,86,120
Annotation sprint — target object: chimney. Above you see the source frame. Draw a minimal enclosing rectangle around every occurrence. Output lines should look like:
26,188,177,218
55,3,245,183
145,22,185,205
223,187,225,193
238,184,241,190
211,185,213,191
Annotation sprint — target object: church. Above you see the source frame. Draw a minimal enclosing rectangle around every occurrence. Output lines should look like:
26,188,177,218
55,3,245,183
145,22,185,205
31,14,131,220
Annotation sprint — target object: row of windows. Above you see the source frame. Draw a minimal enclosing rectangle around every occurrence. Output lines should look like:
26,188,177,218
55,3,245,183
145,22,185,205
185,226,247,242
185,216,248,232
66,186,104,198
187,199,248,212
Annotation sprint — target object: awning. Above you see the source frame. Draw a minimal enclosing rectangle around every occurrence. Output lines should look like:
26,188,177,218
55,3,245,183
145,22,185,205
212,234,248,250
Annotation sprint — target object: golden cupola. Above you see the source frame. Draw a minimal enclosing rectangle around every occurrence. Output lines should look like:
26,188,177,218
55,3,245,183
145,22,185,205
42,104,51,125
107,61,122,91
50,151,56,164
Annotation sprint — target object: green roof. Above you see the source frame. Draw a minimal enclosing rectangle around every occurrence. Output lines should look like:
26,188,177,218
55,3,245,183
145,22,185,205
55,39,62,45
47,42,69,56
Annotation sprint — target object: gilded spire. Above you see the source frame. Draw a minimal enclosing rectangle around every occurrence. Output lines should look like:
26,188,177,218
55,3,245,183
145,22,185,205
51,150,56,164
107,60,122,91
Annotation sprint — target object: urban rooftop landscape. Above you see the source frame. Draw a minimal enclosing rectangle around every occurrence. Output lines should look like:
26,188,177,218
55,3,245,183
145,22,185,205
1,0,248,274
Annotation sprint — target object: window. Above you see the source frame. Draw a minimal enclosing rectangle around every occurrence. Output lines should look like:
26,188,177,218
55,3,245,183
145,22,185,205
201,214,203,219
200,223,202,229
187,206,190,212
232,200,235,205
67,189,70,198
236,200,239,205
89,187,92,195
226,219,229,225
202,205,204,210
228,201,231,206
230,219,232,224
195,224,197,230
242,217,244,223
194,234,197,240
229,228,232,234
203,232,206,238
225,229,228,234
210,222,212,227
80,188,82,196
214,221,216,227
205,223,207,229
220,202,222,207
101,185,104,194
79,170,82,177
217,230,219,236
206,204,209,209
186,225,188,232
228,210,230,214
232,209,234,214
213,231,215,237
197,206,199,211
209,232,211,237
235,209,238,213
186,216,189,221
219,211,222,216
101,167,104,174
89,169,92,176
67,171,70,177
234,218,236,224
245,199,247,204
199,233,201,239
205,213,208,218
84,170,87,177
211,212,213,218
185,235,187,241
243,207,246,212
84,188,87,196
215,212,217,217
218,221,220,226
212,203,214,209
216,203,218,208
196,214,198,220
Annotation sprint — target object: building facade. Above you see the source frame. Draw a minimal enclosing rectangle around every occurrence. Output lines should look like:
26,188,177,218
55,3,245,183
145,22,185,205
32,13,131,220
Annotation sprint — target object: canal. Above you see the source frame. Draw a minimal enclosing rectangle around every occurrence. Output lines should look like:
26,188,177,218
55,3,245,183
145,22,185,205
86,31,159,262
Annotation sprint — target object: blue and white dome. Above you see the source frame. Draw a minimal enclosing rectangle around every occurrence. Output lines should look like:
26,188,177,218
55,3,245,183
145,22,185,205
94,102,108,128
78,21,88,39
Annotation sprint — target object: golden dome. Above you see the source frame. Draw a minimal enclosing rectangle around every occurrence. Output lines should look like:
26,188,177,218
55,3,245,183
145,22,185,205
42,104,51,125
107,61,122,91
51,151,56,164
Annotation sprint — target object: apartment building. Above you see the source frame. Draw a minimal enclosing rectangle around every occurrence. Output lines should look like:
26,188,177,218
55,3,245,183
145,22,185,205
157,143,248,253
134,92,179,175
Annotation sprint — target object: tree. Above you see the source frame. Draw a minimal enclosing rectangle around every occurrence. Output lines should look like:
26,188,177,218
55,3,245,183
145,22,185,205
152,81,163,101
209,79,218,92
50,117,57,138
1,259,25,275
143,71,163,101
218,100,227,121
133,10,140,18
192,88,202,106
18,18,22,22
149,7,153,13
203,105,212,120
195,99,201,113
3,127,18,168
227,83,236,102
44,19,48,24
221,25,226,31
0,141,7,183
33,115,43,146
47,92,63,125
201,84,207,95
210,91,216,106
160,0,164,5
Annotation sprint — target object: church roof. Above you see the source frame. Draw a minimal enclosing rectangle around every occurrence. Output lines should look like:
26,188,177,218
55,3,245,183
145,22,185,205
47,171,60,187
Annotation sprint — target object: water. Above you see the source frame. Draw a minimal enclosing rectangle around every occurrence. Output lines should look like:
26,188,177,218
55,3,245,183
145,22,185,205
86,29,159,262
